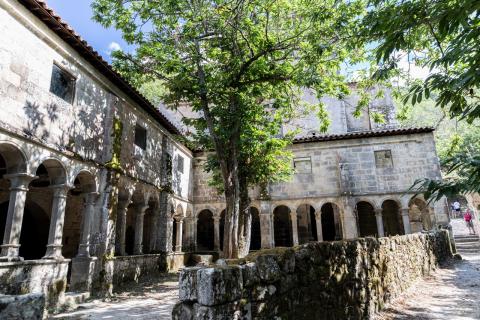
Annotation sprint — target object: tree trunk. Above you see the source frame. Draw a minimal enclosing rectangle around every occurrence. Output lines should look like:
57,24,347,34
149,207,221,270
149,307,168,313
237,173,251,257
221,157,240,259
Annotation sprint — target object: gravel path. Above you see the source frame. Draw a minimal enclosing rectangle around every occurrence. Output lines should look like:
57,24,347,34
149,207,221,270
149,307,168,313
51,274,179,320
377,219,480,320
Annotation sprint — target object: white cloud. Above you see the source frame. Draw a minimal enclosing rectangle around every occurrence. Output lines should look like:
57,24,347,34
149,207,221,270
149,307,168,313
107,41,121,55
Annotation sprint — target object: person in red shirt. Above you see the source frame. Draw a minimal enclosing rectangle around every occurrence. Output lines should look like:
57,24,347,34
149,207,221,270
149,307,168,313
464,209,476,235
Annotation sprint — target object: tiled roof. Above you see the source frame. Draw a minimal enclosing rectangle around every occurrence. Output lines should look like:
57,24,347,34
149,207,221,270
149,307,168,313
293,127,434,144
18,0,182,136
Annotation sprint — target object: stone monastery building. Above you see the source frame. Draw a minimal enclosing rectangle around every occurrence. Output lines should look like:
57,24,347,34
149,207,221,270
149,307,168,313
0,0,449,302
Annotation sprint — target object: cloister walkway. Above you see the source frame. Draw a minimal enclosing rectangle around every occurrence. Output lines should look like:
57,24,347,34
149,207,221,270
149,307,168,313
377,218,480,320
51,274,178,320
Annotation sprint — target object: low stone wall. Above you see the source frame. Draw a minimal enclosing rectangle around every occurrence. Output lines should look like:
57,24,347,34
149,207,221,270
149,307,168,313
112,254,165,285
173,231,453,320
0,293,45,320
0,259,69,307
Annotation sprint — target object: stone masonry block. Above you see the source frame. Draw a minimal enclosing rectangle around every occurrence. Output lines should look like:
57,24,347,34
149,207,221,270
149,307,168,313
197,266,243,306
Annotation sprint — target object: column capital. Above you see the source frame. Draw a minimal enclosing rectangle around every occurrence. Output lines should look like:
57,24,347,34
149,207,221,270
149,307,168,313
213,215,221,223
84,192,99,204
289,211,297,219
375,208,383,217
4,173,36,190
314,211,322,219
117,197,132,210
50,184,72,198
134,203,149,215
400,207,410,216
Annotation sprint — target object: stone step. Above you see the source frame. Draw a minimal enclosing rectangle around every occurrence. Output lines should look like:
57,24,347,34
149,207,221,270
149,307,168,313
58,291,90,313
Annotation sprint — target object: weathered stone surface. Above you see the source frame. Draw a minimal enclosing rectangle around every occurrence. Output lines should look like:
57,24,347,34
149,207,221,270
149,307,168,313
175,231,453,319
179,267,201,302
172,302,195,320
0,293,45,320
255,255,280,282
197,266,243,306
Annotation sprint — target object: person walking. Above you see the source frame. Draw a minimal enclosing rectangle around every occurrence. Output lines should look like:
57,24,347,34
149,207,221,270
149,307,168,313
464,209,475,235
453,200,461,218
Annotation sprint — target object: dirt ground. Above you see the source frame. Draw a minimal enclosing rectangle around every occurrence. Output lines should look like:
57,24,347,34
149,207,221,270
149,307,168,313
376,219,480,320
51,274,179,320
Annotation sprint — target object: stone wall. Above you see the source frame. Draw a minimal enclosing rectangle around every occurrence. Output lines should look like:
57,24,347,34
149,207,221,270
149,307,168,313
173,231,453,320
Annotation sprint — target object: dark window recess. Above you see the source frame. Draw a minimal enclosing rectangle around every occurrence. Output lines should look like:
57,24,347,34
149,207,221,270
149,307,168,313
49,64,75,103
177,155,184,173
134,124,147,150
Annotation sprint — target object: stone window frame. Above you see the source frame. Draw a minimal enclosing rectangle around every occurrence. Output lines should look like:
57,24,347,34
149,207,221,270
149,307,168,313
374,149,394,169
293,156,312,174
134,123,148,150
177,155,185,174
49,63,76,104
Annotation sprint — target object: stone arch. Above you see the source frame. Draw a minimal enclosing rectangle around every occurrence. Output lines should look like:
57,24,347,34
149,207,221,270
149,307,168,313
321,202,343,241
249,207,261,251
273,205,293,247
382,199,404,236
197,209,214,251
356,201,377,237
296,203,317,244
409,197,433,232
0,142,28,174
32,158,67,186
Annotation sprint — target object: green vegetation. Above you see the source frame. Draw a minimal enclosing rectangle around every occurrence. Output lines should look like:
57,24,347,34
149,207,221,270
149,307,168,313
92,0,366,258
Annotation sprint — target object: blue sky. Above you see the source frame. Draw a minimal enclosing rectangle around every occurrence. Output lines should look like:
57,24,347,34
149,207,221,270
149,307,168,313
46,0,131,62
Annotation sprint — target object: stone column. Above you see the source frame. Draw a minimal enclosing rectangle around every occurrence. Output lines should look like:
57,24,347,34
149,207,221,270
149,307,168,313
115,197,131,256
401,208,412,234
149,206,160,252
375,209,385,238
77,192,99,257
133,204,148,255
290,211,299,246
314,211,323,242
43,184,70,259
0,173,35,261
175,218,183,252
260,213,274,249
213,216,220,251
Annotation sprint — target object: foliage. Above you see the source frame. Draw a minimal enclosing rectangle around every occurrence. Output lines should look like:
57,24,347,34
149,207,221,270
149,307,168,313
92,0,366,257
363,0,480,198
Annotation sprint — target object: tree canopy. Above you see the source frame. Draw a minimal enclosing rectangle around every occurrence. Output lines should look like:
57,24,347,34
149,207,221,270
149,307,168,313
362,0,480,199
92,0,366,257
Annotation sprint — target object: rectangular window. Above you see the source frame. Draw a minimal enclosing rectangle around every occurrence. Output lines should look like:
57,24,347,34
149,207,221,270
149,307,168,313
134,124,147,150
49,64,75,103
294,157,312,174
374,150,393,168
177,155,185,174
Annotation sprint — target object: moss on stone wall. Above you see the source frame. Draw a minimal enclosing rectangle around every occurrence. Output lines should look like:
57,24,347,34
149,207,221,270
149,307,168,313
105,117,123,172
173,231,453,320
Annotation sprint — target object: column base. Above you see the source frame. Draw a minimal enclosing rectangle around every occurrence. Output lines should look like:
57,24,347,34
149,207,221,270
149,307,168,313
70,256,97,292
43,244,64,260
76,244,91,258
0,244,23,262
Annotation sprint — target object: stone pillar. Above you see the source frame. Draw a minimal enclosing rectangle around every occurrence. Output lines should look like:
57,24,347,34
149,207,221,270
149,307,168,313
375,209,385,238
213,216,220,251
175,218,183,252
77,192,99,257
167,217,174,252
290,211,299,246
314,211,323,242
0,174,35,261
133,204,148,255
260,213,274,249
43,184,70,259
149,206,161,252
115,197,131,256
401,208,412,234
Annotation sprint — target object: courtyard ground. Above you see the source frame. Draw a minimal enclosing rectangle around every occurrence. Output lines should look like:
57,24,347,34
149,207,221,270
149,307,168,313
51,274,179,320
377,218,480,320
52,219,480,320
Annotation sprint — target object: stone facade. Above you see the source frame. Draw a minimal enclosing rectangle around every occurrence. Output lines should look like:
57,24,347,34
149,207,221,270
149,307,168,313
0,0,451,316
173,230,453,319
